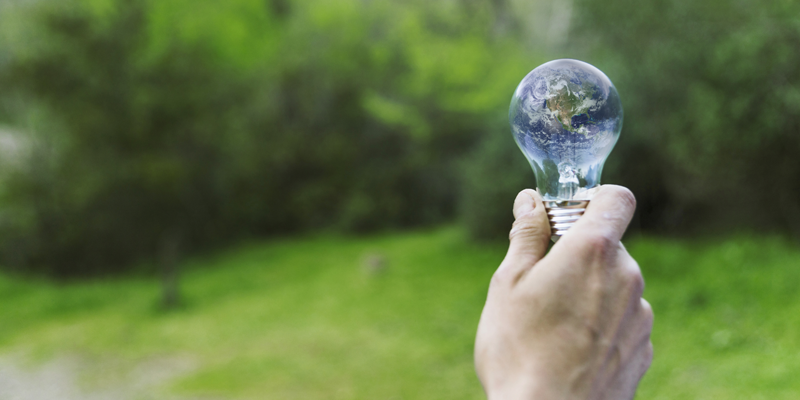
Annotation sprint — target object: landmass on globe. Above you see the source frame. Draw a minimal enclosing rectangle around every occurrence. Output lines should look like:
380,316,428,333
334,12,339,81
544,77,599,135
509,59,623,200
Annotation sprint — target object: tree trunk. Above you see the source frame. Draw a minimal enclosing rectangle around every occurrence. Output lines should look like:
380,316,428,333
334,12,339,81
160,230,182,310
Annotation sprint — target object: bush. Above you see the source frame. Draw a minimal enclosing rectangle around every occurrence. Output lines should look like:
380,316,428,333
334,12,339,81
460,117,531,241
0,0,536,276
7,0,795,276
572,0,800,236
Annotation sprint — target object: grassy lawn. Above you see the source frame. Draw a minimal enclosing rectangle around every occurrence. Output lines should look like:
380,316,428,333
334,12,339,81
1,228,799,399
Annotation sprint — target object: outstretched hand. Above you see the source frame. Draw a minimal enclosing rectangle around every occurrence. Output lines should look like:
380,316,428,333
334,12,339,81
474,185,653,400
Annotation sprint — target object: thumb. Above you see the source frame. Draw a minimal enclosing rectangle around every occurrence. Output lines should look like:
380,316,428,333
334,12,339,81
495,189,551,285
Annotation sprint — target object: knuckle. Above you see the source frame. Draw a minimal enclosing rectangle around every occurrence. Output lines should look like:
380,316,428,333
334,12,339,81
641,297,653,314
643,341,654,366
509,213,548,241
628,257,643,276
489,271,502,286
569,322,603,357
623,264,645,293
490,265,511,287
582,230,617,259
490,268,509,286
641,299,654,326
490,260,522,288
610,185,637,210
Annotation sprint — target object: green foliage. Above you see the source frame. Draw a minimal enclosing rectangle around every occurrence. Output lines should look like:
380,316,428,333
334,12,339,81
0,0,537,275
460,117,531,240
2,0,798,274
1,230,800,398
572,0,800,234
0,0,259,276
463,0,800,238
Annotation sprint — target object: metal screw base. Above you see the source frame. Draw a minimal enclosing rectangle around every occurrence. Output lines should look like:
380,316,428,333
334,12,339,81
545,200,590,242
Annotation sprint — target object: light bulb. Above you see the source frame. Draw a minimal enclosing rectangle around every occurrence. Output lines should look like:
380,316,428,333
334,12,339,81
509,59,623,241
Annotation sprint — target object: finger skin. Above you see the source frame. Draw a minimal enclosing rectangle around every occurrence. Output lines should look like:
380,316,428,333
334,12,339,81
551,185,637,262
493,189,551,287
569,184,636,241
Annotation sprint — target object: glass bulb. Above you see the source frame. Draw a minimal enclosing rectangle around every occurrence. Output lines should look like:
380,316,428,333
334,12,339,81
509,59,623,239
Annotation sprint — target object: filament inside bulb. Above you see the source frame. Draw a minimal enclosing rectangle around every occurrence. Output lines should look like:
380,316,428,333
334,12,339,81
558,162,579,199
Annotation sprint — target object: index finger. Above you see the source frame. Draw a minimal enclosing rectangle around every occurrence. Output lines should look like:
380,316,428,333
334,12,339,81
557,185,637,247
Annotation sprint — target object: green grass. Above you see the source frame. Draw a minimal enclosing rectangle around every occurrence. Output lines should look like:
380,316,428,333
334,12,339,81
1,228,799,399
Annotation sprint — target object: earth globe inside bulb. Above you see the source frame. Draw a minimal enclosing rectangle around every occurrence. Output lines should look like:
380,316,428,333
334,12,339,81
509,59,622,201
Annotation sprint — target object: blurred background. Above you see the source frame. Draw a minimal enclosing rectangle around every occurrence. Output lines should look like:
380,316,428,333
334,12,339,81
0,0,799,398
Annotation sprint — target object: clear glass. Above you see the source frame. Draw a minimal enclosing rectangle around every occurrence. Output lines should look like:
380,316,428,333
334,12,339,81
509,59,623,200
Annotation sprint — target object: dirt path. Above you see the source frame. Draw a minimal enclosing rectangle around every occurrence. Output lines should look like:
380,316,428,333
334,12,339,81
0,353,208,400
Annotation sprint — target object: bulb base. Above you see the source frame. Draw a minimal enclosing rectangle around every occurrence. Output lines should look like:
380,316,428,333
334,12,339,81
545,200,590,242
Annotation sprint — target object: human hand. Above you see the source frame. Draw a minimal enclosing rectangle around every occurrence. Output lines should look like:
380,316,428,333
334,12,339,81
474,186,653,400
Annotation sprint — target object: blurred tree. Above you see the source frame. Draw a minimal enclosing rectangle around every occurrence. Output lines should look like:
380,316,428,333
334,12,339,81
460,0,800,240
460,116,531,241
8,0,794,276
573,0,800,237
0,0,538,275
0,0,256,276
